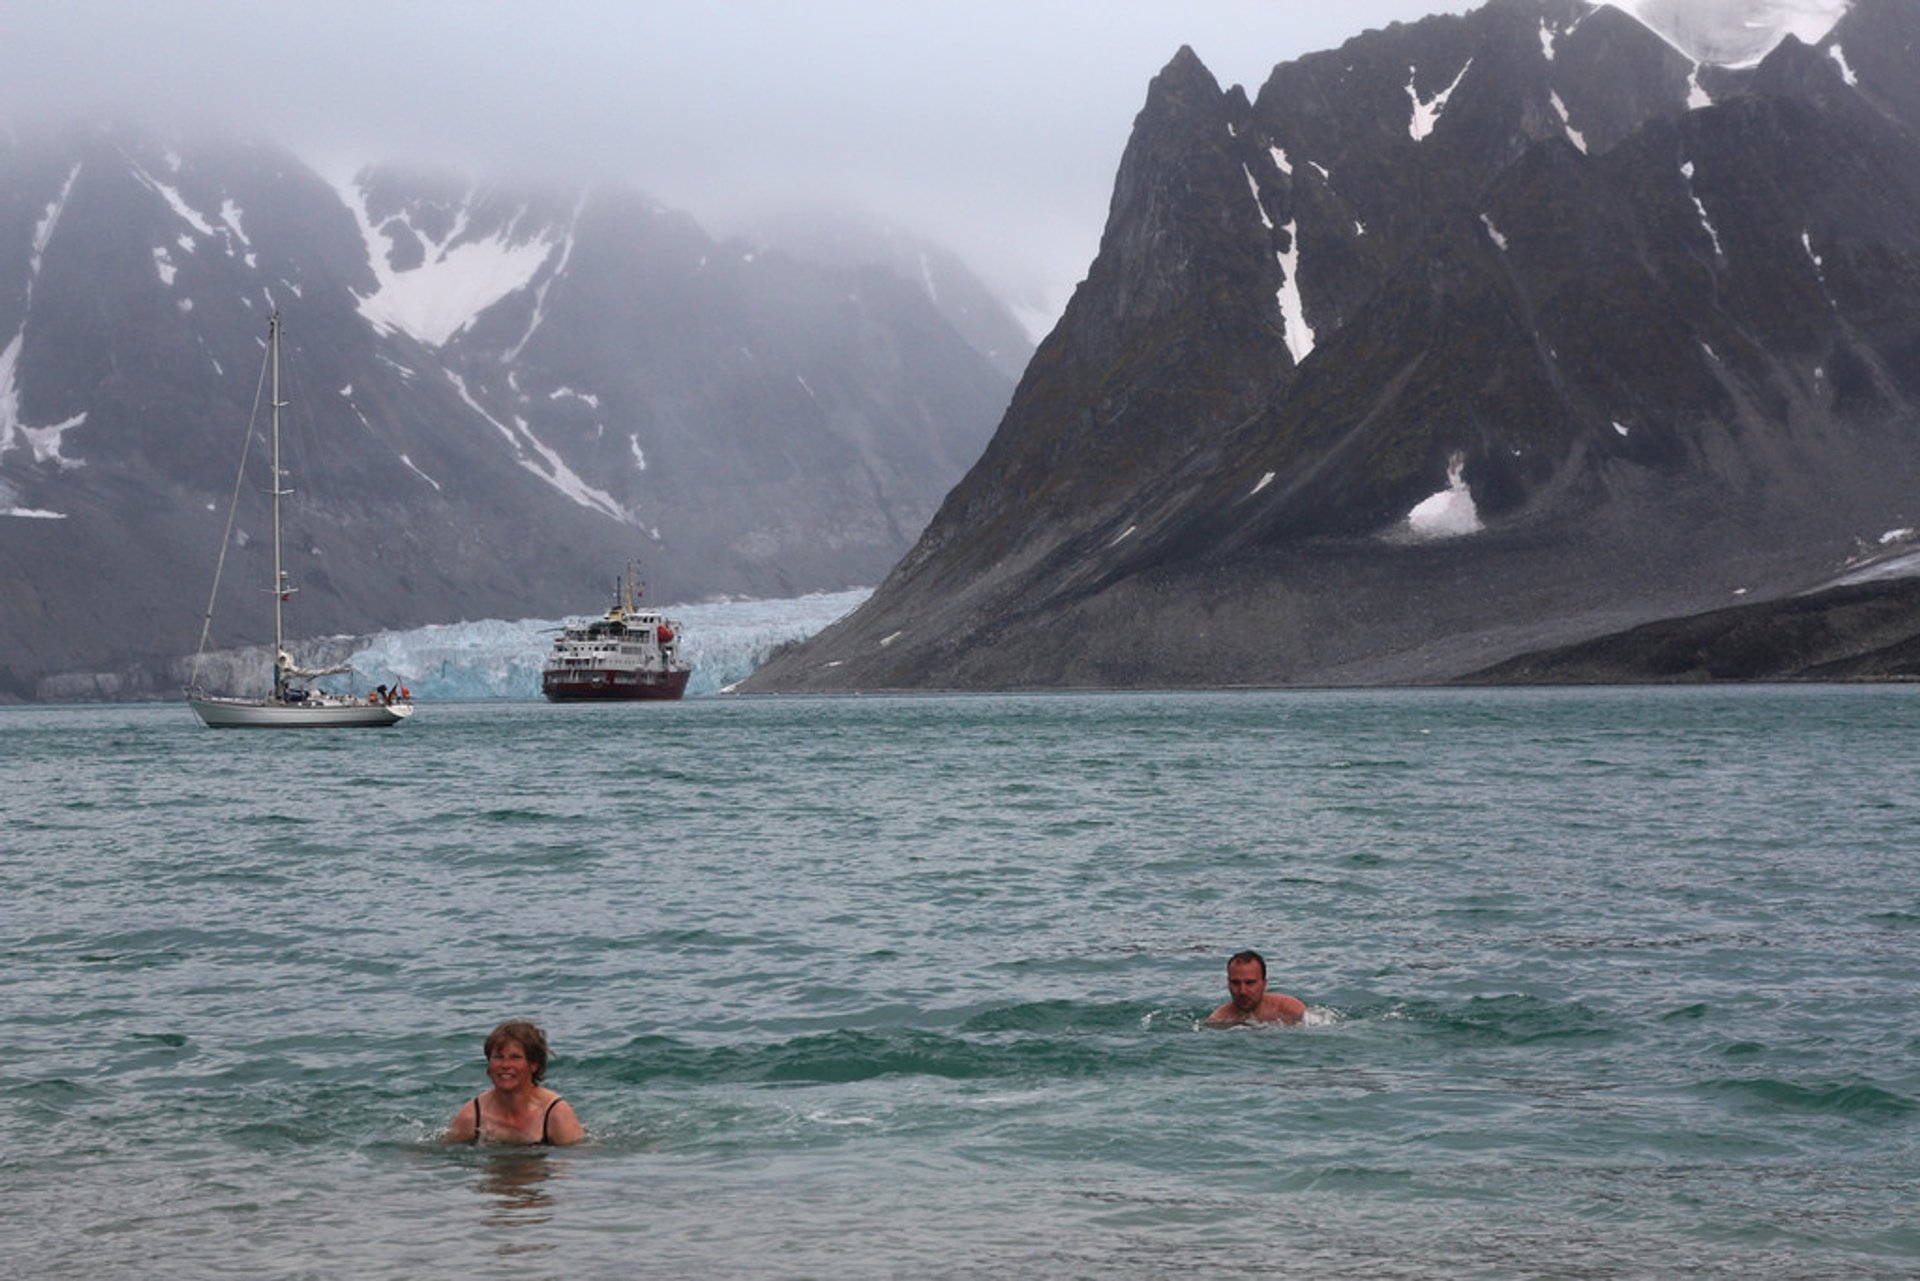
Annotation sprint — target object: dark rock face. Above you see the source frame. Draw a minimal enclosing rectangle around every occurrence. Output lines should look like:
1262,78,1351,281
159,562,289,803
0,134,1020,698
1464,576,1920,682
745,0,1920,693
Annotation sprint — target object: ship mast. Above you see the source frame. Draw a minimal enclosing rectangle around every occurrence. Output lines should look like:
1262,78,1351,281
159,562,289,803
269,312,289,697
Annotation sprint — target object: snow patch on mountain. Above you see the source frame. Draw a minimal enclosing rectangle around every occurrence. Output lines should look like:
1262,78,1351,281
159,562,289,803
1686,66,1715,108
1828,42,1859,84
1277,220,1314,363
445,369,624,519
1550,92,1588,154
1801,228,1827,278
1407,59,1473,142
1,167,88,478
400,454,441,491
1401,454,1483,540
335,175,560,347
219,199,257,268
1606,0,1851,68
1681,160,1725,256
127,161,215,236
1243,163,1315,361
31,166,78,271
0,333,87,473
1245,165,1272,230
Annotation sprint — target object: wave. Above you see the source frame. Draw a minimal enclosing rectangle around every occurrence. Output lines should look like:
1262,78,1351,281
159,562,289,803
579,1004,1241,1088
1867,909,1920,928
1697,1077,1917,1120
957,998,1165,1035
472,807,559,825
588,1028,1109,1086
1384,994,1619,1045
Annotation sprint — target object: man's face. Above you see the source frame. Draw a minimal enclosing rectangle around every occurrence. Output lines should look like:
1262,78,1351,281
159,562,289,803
1227,960,1266,1012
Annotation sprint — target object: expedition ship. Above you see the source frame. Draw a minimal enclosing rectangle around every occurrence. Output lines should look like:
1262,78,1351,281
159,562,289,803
540,566,691,701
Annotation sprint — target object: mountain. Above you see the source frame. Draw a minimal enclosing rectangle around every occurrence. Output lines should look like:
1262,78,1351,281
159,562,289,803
0,129,1020,699
730,204,1039,383
743,0,1920,693
1465,573,1920,680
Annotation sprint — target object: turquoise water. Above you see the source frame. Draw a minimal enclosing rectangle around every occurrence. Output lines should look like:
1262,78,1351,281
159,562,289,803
6,688,1919,1278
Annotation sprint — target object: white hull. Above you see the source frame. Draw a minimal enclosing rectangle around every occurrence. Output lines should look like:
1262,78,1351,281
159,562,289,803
189,695,413,729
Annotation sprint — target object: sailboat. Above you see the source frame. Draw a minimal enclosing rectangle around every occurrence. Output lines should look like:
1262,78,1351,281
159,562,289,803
186,312,413,729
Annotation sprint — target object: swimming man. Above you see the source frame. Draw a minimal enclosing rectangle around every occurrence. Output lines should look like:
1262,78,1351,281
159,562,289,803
1206,949,1306,1026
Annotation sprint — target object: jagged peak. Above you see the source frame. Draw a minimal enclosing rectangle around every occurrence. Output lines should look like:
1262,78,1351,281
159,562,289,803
1161,44,1213,79
1143,44,1227,110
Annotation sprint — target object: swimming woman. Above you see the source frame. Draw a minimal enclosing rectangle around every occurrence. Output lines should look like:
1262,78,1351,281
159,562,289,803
444,1019,585,1146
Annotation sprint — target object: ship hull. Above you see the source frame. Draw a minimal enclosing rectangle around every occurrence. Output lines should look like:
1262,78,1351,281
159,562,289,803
541,668,691,702
189,695,415,728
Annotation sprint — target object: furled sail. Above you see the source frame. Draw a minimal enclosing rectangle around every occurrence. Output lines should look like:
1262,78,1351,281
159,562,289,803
277,650,352,681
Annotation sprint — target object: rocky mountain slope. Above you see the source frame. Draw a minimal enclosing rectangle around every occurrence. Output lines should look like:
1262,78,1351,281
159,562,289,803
1466,573,1920,680
0,132,1024,698
745,0,1920,692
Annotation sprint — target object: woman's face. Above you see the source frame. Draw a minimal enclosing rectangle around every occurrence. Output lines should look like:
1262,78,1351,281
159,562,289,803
487,1039,534,1091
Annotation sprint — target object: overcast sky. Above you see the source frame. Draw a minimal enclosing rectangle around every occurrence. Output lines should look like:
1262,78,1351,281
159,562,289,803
2,2,1477,334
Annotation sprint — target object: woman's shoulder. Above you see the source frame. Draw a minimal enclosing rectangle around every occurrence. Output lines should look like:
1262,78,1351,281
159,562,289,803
444,1093,482,1142
539,1091,586,1145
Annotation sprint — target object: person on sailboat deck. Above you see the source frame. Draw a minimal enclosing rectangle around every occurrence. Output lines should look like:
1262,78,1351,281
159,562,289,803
444,1020,585,1146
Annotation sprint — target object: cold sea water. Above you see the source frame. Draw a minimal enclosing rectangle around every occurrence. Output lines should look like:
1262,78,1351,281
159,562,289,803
5,686,1919,1279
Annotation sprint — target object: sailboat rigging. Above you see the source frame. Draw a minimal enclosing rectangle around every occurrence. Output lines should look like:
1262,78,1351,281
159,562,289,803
185,312,412,728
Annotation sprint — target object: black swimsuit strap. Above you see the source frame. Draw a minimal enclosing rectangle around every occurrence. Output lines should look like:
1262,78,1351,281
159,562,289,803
471,1094,562,1144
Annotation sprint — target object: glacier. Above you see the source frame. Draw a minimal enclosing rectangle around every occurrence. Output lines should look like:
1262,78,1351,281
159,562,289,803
343,588,870,700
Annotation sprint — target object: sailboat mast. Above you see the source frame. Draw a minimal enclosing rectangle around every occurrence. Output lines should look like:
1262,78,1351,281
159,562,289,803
269,311,286,670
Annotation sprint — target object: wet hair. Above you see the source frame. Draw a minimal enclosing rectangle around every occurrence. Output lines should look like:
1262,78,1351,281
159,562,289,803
483,1019,551,1085
1228,950,1267,979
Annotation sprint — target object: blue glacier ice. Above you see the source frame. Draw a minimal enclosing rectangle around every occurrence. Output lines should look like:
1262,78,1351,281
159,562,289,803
343,588,869,700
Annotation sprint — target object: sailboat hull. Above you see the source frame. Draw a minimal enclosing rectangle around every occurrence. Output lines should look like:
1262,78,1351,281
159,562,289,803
188,695,414,728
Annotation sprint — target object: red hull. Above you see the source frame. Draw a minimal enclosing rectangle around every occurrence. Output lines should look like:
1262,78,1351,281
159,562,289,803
541,668,691,701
